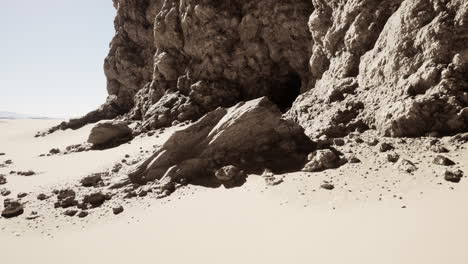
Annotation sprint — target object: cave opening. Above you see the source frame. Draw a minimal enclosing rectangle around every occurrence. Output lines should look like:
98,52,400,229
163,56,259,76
270,72,302,112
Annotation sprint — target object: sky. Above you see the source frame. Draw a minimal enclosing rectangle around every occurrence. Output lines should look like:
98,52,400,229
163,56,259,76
0,0,116,118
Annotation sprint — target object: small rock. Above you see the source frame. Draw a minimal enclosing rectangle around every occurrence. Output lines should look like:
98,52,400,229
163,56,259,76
80,173,103,187
432,155,455,166
26,214,40,220
321,183,335,190
397,159,418,173
0,174,6,185
56,189,77,208
215,165,244,181
77,211,89,218
1,201,24,218
1,189,11,196
138,189,148,197
49,148,60,154
37,193,49,200
444,169,464,183
113,205,124,215
83,192,107,207
4,160,13,165
124,191,137,199
347,156,361,163
18,170,35,176
430,145,449,153
333,138,345,146
303,149,339,172
112,163,123,173
17,192,28,198
63,209,78,217
354,138,364,144
57,189,76,200
0,153,5,156
387,153,400,163
379,142,394,152
367,139,379,146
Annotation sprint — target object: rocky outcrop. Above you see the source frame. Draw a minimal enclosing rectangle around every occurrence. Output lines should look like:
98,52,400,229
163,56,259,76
127,97,314,185
288,0,468,138
47,0,467,140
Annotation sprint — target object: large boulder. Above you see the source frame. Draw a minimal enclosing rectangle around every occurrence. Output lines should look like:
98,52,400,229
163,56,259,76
128,97,314,184
87,121,132,146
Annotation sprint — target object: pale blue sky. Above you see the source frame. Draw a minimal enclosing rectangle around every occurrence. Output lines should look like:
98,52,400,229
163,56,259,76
0,0,116,118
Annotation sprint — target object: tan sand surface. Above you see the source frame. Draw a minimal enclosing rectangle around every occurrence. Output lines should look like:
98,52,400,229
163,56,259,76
0,119,467,264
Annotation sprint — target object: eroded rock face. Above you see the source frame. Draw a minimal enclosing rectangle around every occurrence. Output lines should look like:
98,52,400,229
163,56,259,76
127,97,314,185
50,0,467,140
288,0,468,138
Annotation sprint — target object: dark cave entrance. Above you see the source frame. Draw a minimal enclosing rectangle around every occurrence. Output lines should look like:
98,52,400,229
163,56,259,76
270,72,302,112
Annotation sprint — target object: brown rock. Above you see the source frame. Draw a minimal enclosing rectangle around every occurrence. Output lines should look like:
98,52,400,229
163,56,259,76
397,159,418,173
303,149,339,172
80,173,103,187
387,153,400,163
215,166,244,181
113,205,124,215
83,192,107,207
0,174,6,185
444,170,464,183
87,121,132,146
432,155,456,166
321,183,335,190
379,143,394,152
1,201,24,218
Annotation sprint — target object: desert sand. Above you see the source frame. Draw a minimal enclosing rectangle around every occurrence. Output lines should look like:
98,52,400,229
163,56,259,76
1,118,467,264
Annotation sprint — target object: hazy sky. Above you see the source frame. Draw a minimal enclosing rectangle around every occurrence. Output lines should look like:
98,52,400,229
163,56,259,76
0,1,116,118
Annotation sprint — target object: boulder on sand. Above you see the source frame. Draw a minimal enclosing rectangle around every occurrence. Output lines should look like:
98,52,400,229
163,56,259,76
127,97,314,186
1,200,24,218
87,121,132,146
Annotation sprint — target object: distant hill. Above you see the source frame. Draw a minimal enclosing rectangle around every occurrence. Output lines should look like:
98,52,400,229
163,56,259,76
0,111,55,120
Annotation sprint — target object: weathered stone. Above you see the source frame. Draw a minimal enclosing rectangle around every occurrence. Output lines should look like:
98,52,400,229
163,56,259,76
387,153,400,163
17,192,28,199
215,166,244,181
77,211,89,218
128,98,314,187
444,170,464,183
1,201,24,218
433,155,456,166
37,193,49,201
379,143,394,152
87,121,132,146
321,183,335,190
83,192,107,207
347,156,361,164
113,205,124,215
397,159,418,173
64,209,78,217
1,189,11,196
49,148,60,154
18,170,35,176
0,174,6,185
430,145,449,153
80,173,104,187
303,149,339,172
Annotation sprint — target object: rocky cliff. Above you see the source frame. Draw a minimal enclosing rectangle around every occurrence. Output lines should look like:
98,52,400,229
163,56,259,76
51,0,467,138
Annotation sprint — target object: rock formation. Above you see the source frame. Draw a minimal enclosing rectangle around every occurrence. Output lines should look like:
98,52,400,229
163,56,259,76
44,0,466,140
126,97,314,185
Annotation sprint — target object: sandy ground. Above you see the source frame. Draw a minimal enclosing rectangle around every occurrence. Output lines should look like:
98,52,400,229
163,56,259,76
0,119,467,264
